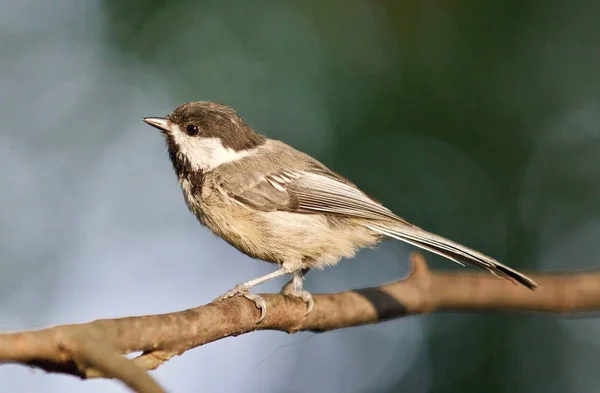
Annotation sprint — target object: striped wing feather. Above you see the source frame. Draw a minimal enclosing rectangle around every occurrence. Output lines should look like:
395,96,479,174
219,168,538,290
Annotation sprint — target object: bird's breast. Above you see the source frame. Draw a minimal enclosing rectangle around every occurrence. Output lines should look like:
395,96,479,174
178,176,381,267
179,178,206,220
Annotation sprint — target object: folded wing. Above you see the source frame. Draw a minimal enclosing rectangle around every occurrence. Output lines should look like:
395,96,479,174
216,167,537,290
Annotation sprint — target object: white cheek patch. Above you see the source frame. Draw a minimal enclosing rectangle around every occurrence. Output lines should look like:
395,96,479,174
170,125,253,171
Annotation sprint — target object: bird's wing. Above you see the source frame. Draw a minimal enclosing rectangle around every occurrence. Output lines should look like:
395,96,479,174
215,166,401,221
215,164,538,290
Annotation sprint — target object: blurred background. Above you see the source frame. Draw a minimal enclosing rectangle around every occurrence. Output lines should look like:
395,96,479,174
1,1,599,392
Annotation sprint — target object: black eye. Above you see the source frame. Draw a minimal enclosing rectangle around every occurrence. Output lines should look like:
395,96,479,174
185,124,199,136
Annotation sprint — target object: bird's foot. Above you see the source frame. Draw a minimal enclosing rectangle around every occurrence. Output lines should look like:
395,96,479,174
214,284,267,323
281,280,314,314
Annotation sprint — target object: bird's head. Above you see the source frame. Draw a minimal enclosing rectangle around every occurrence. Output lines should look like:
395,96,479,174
143,101,265,174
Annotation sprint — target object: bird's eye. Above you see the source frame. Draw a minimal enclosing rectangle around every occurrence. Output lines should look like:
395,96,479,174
185,124,199,136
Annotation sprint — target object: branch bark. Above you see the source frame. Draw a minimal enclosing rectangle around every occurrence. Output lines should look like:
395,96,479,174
1,253,599,393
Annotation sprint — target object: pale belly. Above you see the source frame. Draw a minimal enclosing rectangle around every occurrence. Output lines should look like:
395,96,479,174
201,204,381,269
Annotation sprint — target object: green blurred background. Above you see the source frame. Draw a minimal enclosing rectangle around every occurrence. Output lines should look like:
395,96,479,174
1,1,599,392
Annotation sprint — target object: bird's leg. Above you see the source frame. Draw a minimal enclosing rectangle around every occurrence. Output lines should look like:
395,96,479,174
213,267,290,323
281,268,314,314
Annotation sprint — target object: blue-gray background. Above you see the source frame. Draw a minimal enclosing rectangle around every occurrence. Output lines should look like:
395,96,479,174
1,1,599,392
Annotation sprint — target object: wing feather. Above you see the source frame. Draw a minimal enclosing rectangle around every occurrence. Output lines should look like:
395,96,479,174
219,168,400,221
216,165,538,290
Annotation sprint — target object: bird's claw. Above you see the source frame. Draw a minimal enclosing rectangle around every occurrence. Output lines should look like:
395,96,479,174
214,285,267,324
281,283,314,314
296,290,314,314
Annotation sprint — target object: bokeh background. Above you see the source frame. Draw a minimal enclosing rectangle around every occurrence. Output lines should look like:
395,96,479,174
1,1,599,392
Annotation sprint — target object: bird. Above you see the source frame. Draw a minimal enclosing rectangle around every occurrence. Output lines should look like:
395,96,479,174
143,101,537,322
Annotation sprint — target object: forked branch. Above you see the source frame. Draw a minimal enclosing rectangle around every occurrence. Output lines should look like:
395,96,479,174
1,253,598,393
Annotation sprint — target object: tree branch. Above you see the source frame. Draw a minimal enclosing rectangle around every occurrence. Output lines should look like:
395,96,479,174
1,253,599,393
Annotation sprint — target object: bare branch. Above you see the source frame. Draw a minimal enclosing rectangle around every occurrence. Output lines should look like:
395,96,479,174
64,335,166,393
1,253,599,392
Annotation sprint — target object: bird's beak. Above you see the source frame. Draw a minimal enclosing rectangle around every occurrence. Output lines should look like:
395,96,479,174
143,117,171,133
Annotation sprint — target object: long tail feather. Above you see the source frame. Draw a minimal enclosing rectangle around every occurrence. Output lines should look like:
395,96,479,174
364,223,538,290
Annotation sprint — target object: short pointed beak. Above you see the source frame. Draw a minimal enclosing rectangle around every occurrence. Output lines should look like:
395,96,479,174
143,117,170,132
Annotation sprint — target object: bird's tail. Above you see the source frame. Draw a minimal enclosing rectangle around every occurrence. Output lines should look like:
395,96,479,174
364,222,538,290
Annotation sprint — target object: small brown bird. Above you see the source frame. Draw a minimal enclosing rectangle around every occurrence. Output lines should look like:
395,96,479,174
143,101,537,322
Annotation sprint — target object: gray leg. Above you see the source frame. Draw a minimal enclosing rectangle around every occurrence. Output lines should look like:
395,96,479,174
214,267,290,323
281,268,314,313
